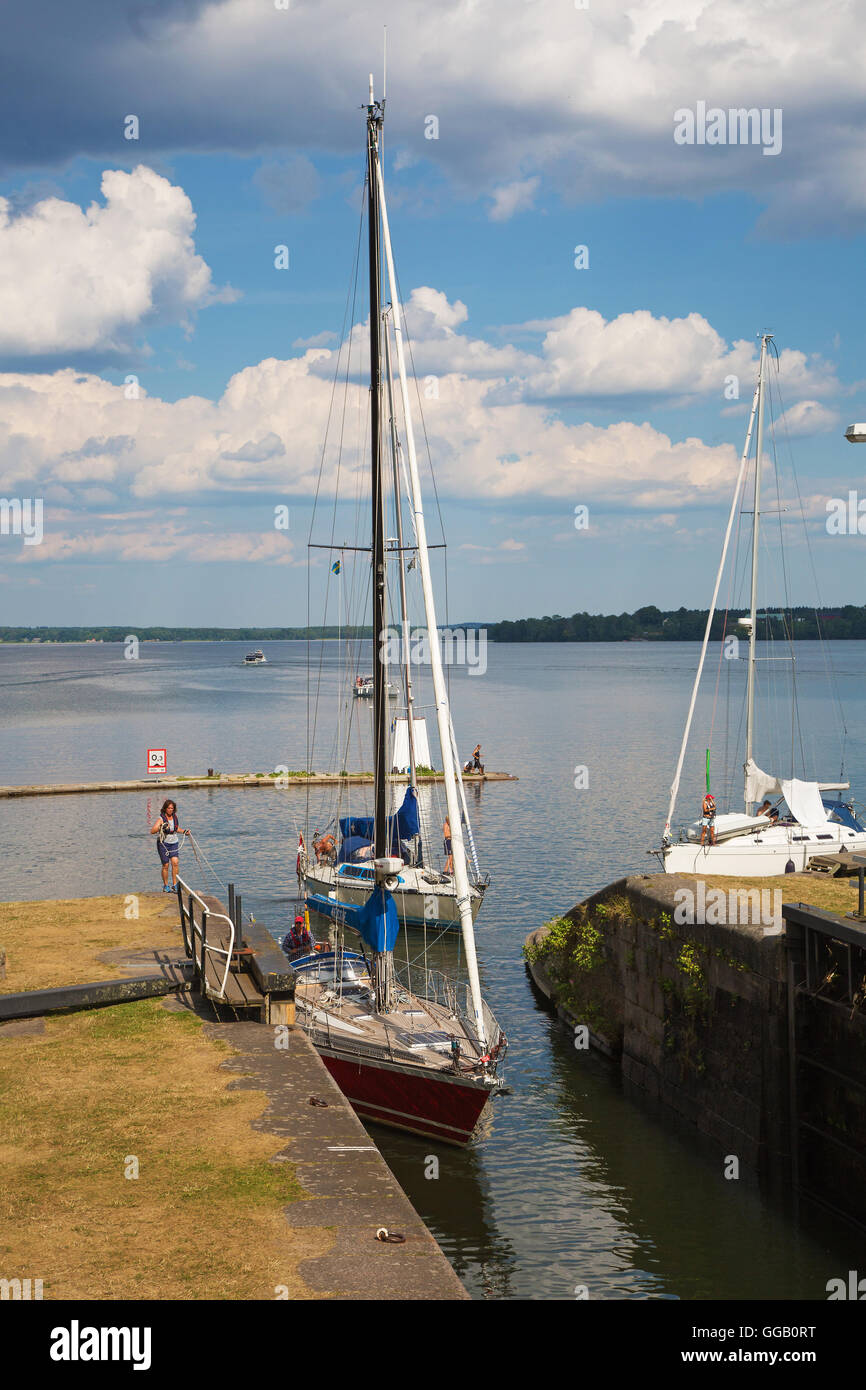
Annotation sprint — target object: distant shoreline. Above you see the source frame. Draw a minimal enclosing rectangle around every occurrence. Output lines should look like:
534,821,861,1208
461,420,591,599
3,605,866,643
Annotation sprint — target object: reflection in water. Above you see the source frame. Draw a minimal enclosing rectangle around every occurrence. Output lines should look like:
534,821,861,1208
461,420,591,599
379,1126,519,1300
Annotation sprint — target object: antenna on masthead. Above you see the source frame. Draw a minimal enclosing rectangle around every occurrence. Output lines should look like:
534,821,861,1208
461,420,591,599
369,73,375,106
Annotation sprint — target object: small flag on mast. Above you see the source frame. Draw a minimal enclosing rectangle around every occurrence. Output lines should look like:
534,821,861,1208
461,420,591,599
331,559,341,575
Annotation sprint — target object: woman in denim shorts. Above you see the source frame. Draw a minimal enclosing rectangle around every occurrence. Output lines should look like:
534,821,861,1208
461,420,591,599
150,799,189,893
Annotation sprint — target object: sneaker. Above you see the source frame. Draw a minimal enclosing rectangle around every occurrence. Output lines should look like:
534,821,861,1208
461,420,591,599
163,884,173,894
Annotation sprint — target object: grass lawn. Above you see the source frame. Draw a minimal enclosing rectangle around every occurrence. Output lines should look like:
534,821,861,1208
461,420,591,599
0,891,182,993
0,894,330,1299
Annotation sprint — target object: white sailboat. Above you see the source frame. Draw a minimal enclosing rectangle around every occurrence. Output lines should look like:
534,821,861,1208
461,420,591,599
658,334,866,876
290,79,504,1145
301,96,489,933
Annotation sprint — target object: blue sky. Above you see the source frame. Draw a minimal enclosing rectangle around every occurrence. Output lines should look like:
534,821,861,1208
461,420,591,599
0,0,864,626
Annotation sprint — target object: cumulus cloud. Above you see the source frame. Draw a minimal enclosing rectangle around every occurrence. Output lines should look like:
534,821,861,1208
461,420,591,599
488,308,838,405
0,291,844,535
340,296,839,407
0,166,234,360
2,1,865,233
774,399,839,438
0,356,737,514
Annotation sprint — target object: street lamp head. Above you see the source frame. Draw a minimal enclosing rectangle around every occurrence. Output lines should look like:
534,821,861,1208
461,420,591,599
844,423,866,443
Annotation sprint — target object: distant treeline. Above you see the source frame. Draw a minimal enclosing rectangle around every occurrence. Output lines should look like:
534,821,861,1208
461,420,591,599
4,606,866,643
486,605,866,642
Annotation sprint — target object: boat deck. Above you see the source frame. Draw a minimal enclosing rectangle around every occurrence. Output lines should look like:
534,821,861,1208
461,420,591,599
293,970,485,1072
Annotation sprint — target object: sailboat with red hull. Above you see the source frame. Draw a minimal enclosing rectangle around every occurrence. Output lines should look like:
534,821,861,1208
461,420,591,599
289,80,505,1146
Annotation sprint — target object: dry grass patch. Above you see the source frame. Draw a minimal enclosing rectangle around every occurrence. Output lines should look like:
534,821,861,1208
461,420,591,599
684,872,861,920
0,893,180,993
0,998,332,1300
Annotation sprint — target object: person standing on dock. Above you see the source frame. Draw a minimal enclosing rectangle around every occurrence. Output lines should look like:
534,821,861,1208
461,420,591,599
472,743,484,773
150,800,189,893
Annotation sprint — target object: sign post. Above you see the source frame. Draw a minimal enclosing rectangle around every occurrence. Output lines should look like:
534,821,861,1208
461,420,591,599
146,748,167,776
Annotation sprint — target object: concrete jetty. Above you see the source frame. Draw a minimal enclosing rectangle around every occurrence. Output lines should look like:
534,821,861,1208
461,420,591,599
0,892,467,1299
0,770,517,800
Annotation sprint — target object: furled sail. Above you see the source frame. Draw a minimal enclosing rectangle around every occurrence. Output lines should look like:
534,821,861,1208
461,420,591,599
330,886,400,953
744,759,830,826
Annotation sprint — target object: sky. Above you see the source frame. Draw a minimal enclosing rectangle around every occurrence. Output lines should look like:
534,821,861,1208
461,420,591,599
0,0,865,627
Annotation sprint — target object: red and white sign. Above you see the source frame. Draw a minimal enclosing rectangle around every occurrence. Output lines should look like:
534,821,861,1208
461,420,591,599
146,748,167,775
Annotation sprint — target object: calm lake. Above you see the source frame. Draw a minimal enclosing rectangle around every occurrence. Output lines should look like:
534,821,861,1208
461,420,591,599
1,637,864,1299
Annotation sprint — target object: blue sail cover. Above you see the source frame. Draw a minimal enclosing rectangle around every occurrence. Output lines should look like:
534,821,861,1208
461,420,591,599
823,798,865,831
338,786,419,861
353,886,400,953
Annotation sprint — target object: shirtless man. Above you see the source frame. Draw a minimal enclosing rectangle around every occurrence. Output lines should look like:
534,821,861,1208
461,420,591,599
443,815,453,874
313,830,336,864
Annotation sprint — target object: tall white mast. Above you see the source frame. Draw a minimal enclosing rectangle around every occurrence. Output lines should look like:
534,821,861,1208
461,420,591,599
744,334,771,810
375,158,487,1046
662,373,761,839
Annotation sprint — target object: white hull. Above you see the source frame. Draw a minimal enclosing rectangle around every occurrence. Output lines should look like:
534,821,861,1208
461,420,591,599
305,862,484,929
664,823,866,876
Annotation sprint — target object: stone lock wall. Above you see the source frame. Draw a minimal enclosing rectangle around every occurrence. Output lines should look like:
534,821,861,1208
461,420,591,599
526,874,792,1184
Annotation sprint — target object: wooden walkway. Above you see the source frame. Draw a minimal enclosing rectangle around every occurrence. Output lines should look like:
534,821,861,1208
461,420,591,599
178,886,296,1024
806,851,866,877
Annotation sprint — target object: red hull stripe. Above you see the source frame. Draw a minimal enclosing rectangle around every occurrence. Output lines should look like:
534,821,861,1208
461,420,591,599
351,1097,475,1143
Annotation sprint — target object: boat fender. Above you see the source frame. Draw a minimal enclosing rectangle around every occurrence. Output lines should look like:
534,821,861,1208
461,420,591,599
375,1228,406,1244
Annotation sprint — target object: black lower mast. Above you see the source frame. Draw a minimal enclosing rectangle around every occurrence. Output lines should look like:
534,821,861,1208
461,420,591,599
367,92,387,861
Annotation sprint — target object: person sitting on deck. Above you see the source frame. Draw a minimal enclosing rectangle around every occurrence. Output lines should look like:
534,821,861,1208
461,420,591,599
283,914,312,956
700,792,716,846
757,799,780,824
150,799,190,893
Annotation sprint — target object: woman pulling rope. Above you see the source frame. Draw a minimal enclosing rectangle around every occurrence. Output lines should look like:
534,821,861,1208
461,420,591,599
150,799,191,893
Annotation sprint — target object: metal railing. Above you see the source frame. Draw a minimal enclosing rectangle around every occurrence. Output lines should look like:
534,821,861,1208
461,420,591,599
394,962,502,1055
176,878,235,1002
